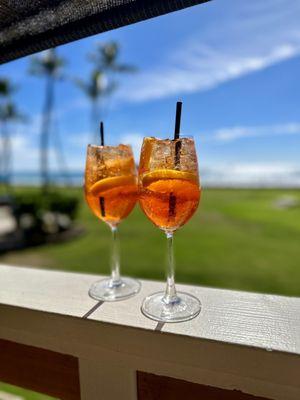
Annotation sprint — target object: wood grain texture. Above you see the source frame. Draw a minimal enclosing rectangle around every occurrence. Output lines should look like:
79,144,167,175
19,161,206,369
137,371,269,400
0,338,80,400
0,264,299,355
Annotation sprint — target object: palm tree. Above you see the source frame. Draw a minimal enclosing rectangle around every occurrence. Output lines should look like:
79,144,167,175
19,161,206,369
76,41,136,141
29,48,65,192
88,42,136,73
0,78,21,190
75,69,115,143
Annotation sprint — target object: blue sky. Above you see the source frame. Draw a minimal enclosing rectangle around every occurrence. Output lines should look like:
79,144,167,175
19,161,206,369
1,0,300,186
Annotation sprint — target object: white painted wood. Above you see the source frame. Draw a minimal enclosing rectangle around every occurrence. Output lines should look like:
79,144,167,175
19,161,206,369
0,264,299,400
0,264,299,354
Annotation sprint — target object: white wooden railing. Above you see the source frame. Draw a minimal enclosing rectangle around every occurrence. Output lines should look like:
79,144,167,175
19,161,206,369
0,264,299,400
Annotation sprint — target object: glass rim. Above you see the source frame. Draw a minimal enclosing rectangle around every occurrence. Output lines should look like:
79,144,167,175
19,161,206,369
143,135,194,142
87,143,133,150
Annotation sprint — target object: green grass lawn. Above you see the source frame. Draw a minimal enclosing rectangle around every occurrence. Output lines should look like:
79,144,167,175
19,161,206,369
1,188,300,297
0,383,55,400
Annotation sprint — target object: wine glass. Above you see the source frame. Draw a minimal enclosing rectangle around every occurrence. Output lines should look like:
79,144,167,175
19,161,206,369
85,144,141,301
139,136,201,322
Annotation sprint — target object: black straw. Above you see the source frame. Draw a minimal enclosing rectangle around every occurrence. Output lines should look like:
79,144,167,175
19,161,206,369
99,197,105,217
100,121,105,146
174,101,182,140
169,101,183,219
99,121,105,217
174,101,182,167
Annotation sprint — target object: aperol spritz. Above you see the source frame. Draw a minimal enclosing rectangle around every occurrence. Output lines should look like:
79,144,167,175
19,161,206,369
139,136,201,322
85,144,140,301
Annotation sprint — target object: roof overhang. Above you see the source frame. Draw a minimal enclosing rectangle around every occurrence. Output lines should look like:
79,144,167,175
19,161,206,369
0,0,210,64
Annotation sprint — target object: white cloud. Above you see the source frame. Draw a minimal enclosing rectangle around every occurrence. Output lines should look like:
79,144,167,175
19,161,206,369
210,122,300,142
118,132,143,161
200,119,300,186
66,131,144,169
117,0,300,102
7,130,300,187
0,134,26,149
69,132,90,147
118,44,300,103
0,130,64,173
202,162,300,188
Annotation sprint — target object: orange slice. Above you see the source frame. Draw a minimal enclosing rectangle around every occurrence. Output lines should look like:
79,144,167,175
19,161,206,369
147,178,200,201
90,175,136,195
142,169,198,186
140,137,155,172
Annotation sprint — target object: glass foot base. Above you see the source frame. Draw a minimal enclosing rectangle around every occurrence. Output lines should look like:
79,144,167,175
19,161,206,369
89,277,141,301
141,291,201,322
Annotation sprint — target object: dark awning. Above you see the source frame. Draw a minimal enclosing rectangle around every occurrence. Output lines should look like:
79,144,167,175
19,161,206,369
0,0,209,64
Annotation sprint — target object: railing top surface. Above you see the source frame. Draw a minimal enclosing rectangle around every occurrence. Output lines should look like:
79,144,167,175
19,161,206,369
0,264,299,356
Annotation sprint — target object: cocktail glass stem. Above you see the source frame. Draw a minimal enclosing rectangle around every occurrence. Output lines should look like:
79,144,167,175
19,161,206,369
109,226,121,287
89,223,140,300
163,232,179,304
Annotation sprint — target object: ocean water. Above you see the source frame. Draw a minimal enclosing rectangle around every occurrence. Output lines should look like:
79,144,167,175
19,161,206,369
11,172,84,187
9,168,300,188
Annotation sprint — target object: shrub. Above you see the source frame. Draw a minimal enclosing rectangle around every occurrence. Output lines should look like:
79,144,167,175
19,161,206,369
14,190,79,221
13,190,80,243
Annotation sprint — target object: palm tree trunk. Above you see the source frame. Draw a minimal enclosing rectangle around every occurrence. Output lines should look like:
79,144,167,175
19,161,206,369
40,74,54,193
1,120,11,190
53,118,71,187
0,121,4,187
91,99,98,144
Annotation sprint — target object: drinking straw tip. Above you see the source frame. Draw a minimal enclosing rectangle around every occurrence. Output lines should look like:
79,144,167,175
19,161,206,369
100,121,104,146
174,101,182,140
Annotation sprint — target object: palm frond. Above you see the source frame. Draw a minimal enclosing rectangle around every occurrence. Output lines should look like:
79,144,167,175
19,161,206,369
29,48,66,78
0,78,15,96
73,77,89,94
75,41,136,106
88,41,136,74
0,102,25,122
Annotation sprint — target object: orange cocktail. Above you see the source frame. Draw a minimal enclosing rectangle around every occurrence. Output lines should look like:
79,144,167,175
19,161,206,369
85,147,137,226
139,137,201,233
84,143,140,301
138,135,201,322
